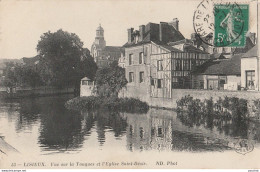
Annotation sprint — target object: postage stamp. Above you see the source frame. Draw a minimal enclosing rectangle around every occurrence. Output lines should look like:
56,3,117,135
193,0,249,47
214,3,249,47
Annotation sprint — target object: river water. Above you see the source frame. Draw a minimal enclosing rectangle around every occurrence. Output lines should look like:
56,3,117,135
0,95,260,156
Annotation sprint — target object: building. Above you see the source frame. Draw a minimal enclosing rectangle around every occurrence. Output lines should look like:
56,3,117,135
192,54,242,90
241,45,258,90
91,24,124,68
122,18,210,100
80,77,95,97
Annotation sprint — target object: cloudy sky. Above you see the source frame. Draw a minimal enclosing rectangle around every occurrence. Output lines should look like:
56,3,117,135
0,0,257,59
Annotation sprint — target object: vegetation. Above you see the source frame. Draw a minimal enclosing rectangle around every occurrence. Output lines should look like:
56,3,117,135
176,95,250,137
95,61,127,98
65,96,149,113
37,29,97,88
2,62,42,88
2,29,97,91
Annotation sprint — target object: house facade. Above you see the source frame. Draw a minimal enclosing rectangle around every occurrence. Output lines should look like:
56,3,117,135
91,24,124,68
192,54,242,90
122,19,210,100
241,46,258,90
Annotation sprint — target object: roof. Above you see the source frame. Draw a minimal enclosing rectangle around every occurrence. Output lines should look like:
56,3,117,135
233,37,255,54
159,44,183,52
103,46,123,52
81,77,91,80
242,44,258,58
210,53,226,59
183,44,208,54
96,24,104,31
168,39,192,46
192,54,243,75
123,22,185,47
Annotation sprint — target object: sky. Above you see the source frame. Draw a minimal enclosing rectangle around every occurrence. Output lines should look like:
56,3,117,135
0,0,258,59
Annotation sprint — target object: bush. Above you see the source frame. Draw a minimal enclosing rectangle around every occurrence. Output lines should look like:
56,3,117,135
65,96,149,113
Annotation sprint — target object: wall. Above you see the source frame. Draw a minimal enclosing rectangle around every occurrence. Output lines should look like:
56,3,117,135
120,87,260,109
125,44,151,99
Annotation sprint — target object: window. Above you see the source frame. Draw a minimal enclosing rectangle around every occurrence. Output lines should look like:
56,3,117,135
129,72,134,83
157,127,163,137
151,78,155,86
139,52,144,64
175,59,182,70
139,72,144,83
183,60,190,70
82,80,88,85
139,127,144,139
129,54,133,65
246,71,255,90
157,79,162,88
157,60,163,71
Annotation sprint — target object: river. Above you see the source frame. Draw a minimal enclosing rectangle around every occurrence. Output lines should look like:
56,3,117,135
0,95,260,156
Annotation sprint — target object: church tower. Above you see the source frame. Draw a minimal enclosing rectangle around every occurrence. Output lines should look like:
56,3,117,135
91,24,106,62
94,24,106,48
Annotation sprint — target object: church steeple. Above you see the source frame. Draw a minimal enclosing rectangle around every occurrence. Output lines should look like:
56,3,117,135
96,24,104,38
94,24,106,48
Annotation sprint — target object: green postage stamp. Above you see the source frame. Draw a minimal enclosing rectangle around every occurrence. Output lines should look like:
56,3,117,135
214,3,249,47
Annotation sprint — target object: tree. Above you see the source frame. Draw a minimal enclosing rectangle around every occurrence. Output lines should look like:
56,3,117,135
37,29,97,88
2,62,42,88
95,61,127,98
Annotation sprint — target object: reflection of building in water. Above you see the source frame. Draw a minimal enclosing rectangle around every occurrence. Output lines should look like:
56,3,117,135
123,112,173,152
124,113,151,151
150,115,173,151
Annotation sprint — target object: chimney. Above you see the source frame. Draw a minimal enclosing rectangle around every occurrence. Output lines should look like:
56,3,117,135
169,18,179,31
139,25,145,42
159,22,168,42
127,28,134,43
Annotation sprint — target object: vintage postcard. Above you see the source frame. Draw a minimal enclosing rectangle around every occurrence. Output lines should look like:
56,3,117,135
0,0,260,170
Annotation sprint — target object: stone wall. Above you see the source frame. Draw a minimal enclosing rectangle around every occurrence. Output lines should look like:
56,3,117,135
120,86,260,109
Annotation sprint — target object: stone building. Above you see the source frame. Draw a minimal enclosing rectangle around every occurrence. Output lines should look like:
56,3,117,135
192,54,242,90
122,19,210,101
91,24,124,68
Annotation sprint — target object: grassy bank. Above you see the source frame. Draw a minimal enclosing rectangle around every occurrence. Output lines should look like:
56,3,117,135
65,96,149,113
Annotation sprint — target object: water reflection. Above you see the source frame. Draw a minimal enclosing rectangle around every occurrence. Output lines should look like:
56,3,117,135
0,96,259,154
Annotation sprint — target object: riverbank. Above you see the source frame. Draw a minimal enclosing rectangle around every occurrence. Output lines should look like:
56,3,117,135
120,87,260,109
0,86,74,99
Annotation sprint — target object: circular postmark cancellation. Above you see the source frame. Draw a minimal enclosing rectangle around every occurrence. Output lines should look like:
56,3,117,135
234,139,254,155
193,0,214,46
193,0,248,47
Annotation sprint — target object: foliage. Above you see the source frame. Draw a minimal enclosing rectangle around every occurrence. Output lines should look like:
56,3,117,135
176,96,250,128
65,96,149,113
37,29,97,88
2,62,42,88
95,61,127,98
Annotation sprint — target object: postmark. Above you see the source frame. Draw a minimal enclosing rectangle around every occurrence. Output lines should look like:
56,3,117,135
234,139,254,155
193,0,249,47
193,0,214,46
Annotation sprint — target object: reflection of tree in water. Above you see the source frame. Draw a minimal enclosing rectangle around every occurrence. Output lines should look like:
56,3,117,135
176,96,259,141
16,97,41,132
91,110,128,146
38,96,85,151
